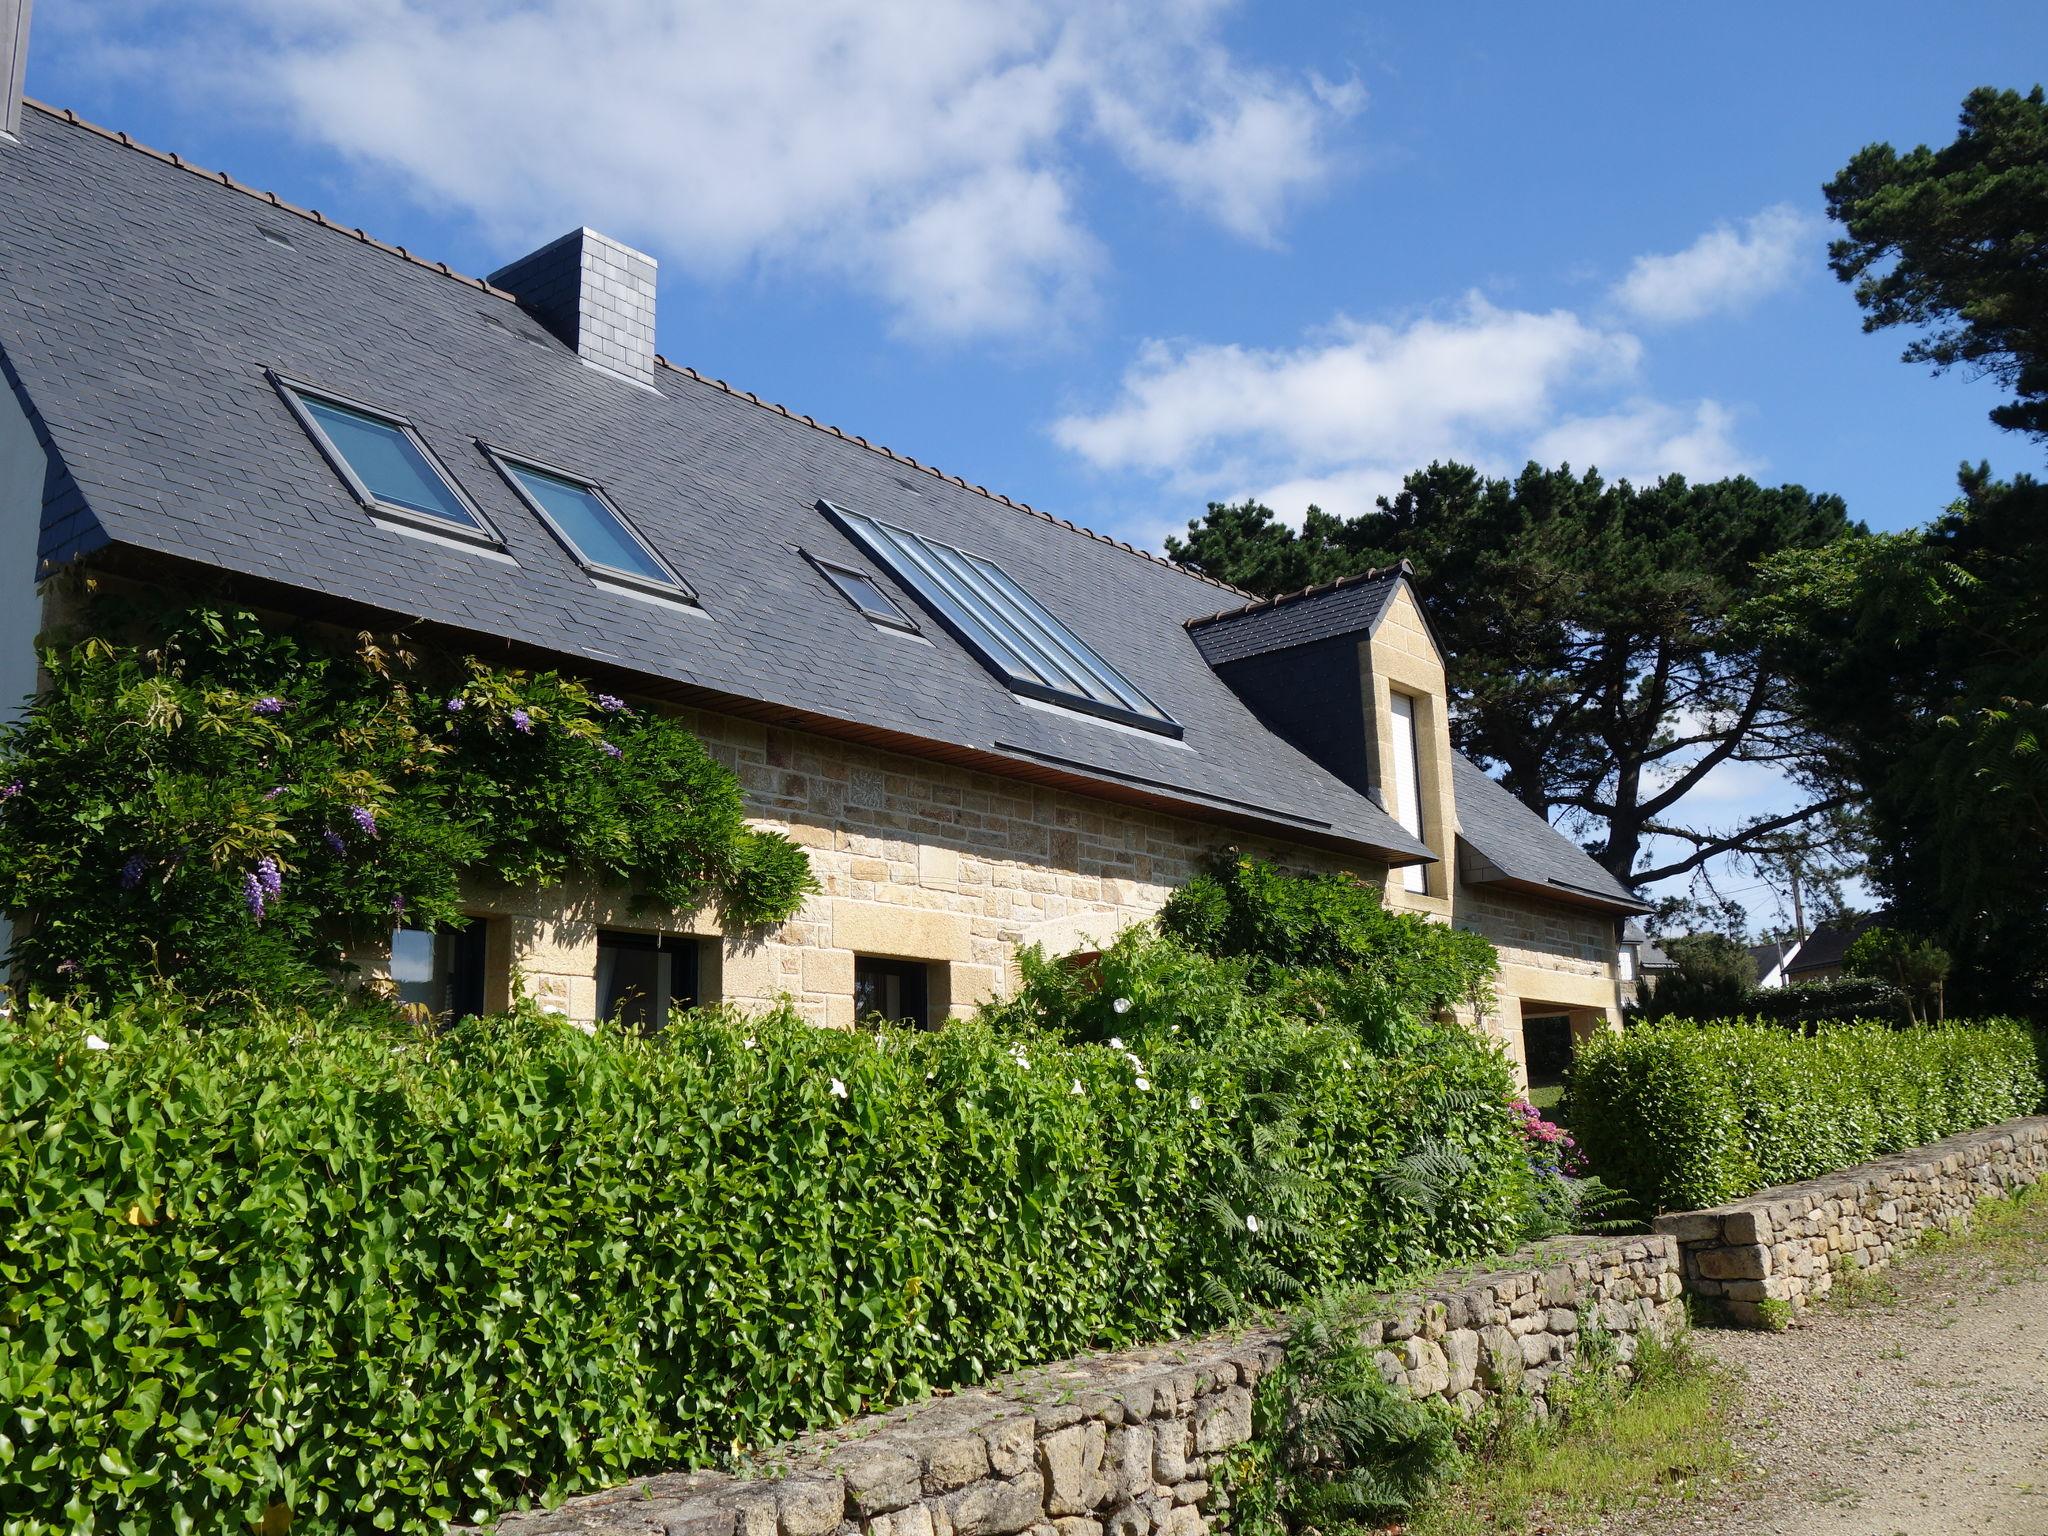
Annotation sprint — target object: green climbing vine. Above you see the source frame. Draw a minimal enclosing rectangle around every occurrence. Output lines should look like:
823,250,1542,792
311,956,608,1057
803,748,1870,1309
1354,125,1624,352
0,586,814,1004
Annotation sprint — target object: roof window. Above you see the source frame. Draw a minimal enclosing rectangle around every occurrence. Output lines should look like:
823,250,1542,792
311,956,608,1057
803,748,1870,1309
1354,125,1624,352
273,375,496,542
821,500,1180,737
805,551,918,632
486,449,695,599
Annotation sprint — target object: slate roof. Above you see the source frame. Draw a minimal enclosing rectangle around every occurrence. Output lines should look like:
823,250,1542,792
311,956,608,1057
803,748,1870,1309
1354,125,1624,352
0,100,1640,911
1186,567,1406,667
1450,755,1647,913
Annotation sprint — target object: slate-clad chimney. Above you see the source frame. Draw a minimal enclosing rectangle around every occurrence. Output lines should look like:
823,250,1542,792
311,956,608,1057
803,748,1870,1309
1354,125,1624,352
1,0,32,142
489,227,658,389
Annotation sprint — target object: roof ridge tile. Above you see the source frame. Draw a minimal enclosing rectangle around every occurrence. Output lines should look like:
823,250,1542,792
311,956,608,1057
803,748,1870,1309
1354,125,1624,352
1185,561,1412,629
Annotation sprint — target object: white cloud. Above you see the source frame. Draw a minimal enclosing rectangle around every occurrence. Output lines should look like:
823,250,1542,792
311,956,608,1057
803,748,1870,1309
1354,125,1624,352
1052,294,1639,485
1528,399,1755,484
1610,203,1817,325
1055,294,1763,529
73,0,1357,339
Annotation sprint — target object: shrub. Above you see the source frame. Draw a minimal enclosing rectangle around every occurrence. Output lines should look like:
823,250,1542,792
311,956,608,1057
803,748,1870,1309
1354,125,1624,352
1157,852,1498,1049
0,595,812,1004
2,981,1527,1535
1738,976,1909,1030
1845,925,1953,1023
1632,934,1754,1021
1569,1017,2047,1212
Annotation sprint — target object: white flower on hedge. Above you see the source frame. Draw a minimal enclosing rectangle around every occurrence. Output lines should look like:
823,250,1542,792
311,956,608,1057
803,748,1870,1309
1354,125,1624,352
1112,997,1132,1014
829,1077,848,1100
743,1036,756,1049
575,1020,598,1036
83,1033,110,1051
1134,1076,1150,1091
1125,1052,1145,1071
1245,1213,1261,1233
1187,1093,1204,1110
1108,1036,1124,1051
1071,1079,1086,1097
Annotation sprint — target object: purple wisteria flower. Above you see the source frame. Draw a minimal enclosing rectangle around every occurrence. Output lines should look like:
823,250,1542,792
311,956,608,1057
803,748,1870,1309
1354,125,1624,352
56,958,77,975
251,696,286,717
255,856,283,899
597,694,626,713
119,854,146,890
350,805,377,837
323,829,347,856
1,781,21,801
389,895,407,915
599,740,623,760
445,697,466,714
510,708,533,734
264,786,286,801
243,872,267,922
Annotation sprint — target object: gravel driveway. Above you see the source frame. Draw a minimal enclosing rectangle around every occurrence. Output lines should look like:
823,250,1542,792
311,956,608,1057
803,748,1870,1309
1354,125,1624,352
1603,1212,2048,1536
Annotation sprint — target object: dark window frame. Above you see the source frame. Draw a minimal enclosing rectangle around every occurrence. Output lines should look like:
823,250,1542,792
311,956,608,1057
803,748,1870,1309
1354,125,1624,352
480,443,699,602
818,499,1182,739
269,371,502,548
596,929,703,1029
853,955,932,1029
803,549,920,632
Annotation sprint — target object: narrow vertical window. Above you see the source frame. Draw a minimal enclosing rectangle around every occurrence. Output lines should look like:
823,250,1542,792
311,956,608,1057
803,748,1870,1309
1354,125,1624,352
1390,691,1427,893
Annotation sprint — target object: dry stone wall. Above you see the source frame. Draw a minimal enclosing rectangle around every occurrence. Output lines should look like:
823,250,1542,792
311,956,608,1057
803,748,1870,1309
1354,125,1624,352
1652,1115,2048,1326
484,1235,1681,1536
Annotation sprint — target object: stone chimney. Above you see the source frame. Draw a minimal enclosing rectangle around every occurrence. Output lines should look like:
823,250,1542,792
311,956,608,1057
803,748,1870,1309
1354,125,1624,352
489,227,658,389
1,0,32,142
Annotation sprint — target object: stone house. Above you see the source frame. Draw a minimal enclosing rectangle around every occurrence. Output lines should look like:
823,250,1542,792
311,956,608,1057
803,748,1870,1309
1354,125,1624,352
0,57,1645,1081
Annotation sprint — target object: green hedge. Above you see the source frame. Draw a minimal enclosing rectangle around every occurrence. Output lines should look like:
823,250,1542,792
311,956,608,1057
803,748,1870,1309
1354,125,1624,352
1569,1017,2046,1213
0,990,1524,1535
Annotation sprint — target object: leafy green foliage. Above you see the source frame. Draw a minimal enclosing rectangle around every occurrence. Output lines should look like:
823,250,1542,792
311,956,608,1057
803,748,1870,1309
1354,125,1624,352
984,922,1532,1309
1826,85,2048,440
1156,853,1499,1049
1733,976,1909,1031
1227,1288,1462,1536
1167,466,1857,892
0,595,813,1003
1632,934,1756,1022
1569,1017,2046,1212
1844,926,1952,1024
0,968,1537,1535
1743,468,2048,1011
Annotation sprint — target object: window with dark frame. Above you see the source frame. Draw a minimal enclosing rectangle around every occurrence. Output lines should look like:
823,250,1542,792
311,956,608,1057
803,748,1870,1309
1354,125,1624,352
804,551,919,631
853,955,931,1029
273,375,497,542
389,921,489,1020
819,500,1181,737
485,447,696,599
596,931,702,1031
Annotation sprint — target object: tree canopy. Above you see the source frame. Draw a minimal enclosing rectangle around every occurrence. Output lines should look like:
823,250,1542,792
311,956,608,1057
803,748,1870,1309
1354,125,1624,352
1742,465,2048,1010
1168,464,1858,895
1826,84,2048,440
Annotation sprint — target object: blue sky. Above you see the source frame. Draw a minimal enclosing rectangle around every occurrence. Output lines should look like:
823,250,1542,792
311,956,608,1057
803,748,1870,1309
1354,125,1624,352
24,2,2048,932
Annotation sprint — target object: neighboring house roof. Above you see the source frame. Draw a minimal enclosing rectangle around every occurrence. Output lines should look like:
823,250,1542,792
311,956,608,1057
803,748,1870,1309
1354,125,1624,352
1624,920,1674,970
1450,756,1648,914
0,101,1631,916
1748,939,1800,987
1782,918,1873,979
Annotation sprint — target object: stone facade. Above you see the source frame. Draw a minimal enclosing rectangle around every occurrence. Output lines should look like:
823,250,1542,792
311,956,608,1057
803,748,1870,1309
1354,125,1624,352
1652,1115,2048,1326
484,1234,1683,1536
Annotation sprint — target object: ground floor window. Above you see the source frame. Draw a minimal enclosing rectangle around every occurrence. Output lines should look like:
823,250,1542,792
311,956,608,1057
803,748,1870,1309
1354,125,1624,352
596,930,701,1030
854,955,930,1028
390,920,488,1020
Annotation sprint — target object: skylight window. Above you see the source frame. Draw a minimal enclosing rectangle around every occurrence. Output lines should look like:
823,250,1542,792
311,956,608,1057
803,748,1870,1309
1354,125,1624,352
273,376,494,541
487,449,694,598
821,500,1180,736
805,551,918,632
